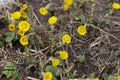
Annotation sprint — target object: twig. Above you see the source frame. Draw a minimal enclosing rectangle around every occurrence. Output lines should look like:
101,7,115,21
89,24,120,42
27,76,39,80
30,46,50,55
112,21,120,26
32,10,42,25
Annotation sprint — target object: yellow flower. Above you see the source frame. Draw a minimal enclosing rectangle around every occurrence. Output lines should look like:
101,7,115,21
20,36,28,46
59,51,68,60
18,30,25,36
48,16,58,25
20,4,28,11
117,75,120,80
77,25,87,36
95,77,100,80
62,34,71,44
43,72,53,80
8,23,15,31
63,4,69,10
52,59,59,66
18,21,30,32
64,0,73,5
39,7,48,15
112,3,120,9
11,11,21,19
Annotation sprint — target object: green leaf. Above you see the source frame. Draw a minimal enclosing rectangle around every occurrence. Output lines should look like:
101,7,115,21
73,13,81,21
2,62,19,80
57,57,63,66
52,76,57,80
46,65,59,76
5,32,15,42
88,73,95,78
2,70,11,78
108,75,116,80
65,64,74,73
105,19,111,24
0,41,4,47
80,14,86,23
28,56,36,63
102,73,109,79
77,55,85,63
5,62,15,68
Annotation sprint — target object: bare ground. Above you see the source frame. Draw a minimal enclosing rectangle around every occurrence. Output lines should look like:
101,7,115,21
0,0,120,80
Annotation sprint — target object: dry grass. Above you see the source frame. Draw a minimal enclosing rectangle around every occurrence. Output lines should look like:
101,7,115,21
0,0,120,80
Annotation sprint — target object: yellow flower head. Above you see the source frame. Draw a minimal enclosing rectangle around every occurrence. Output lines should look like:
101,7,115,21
63,4,70,10
20,36,28,46
48,16,58,25
8,23,15,31
64,0,73,5
43,72,53,80
117,75,120,80
11,11,21,19
39,7,48,15
18,21,30,32
62,34,71,44
95,77,100,80
112,3,120,9
59,51,68,60
77,25,87,36
52,59,59,66
18,30,25,36
20,4,28,11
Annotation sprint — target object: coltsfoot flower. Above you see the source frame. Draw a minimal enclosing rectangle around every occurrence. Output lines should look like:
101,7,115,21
11,11,21,19
52,59,59,66
63,4,69,10
48,16,58,25
62,34,72,44
18,21,30,32
63,0,72,11
112,3,120,9
77,25,87,36
39,7,48,15
20,4,28,11
18,30,25,36
43,72,53,80
59,51,68,60
117,75,120,80
8,23,15,31
95,77,100,80
64,0,73,5
20,36,28,46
